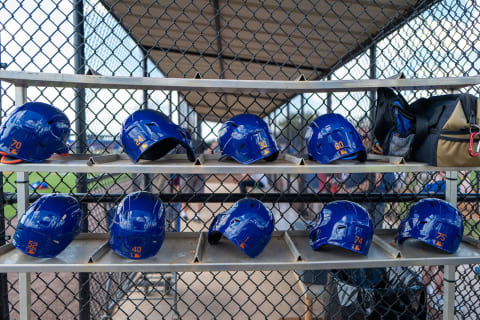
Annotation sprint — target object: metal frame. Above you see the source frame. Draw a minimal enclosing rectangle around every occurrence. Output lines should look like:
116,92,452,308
2,72,465,320
1,230,478,273
0,70,479,93
15,86,31,320
0,154,474,174
443,171,458,320
0,32,8,320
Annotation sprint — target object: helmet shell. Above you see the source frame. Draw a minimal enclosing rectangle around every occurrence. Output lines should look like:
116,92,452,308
306,114,366,164
13,194,82,258
218,114,278,164
398,198,463,254
109,192,166,260
208,198,274,258
0,102,70,162
121,109,196,163
310,201,373,255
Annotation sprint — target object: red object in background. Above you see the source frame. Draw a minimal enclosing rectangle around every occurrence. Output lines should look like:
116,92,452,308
318,173,339,194
330,184,338,194
38,182,49,189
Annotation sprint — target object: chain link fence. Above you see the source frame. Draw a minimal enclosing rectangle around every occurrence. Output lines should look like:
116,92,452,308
1,0,480,318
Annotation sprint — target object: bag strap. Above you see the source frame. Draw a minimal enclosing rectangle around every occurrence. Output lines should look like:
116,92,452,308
459,93,477,126
412,99,429,151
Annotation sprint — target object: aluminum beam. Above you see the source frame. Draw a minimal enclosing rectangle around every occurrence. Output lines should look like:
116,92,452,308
1,231,480,273
443,171,458,320
1,70,479,93
15,86,31,320
0,154,474,174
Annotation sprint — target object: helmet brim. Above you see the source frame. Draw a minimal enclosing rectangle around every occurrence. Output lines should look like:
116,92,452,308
220,149,279,164
311,238,371,256
397,234,457,254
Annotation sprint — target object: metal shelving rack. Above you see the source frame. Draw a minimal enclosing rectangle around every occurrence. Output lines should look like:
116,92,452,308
1,230,480,273
1,70,479,319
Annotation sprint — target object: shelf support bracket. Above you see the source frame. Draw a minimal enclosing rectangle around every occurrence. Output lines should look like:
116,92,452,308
284,232,302,262
0,243,13,256
372,235,401,258
193,232,206,263
283,154,304,166
88,241,110,263
87,154,120,166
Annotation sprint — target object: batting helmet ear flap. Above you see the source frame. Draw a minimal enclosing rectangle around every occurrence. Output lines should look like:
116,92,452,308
121,109,196,163
208,198,274,258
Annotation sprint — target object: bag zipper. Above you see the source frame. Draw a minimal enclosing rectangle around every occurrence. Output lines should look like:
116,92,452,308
439,135,479,143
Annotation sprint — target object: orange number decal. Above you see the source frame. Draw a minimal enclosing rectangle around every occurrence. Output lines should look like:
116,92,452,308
354,236,363,244
26,240,38,255
436,232,446,241
435,232,446,247
131,246,142,258
9,139,22,155
334,141,344,150
258,139,268,149
239,236,250,249
352,236,363,251
134,136,144,146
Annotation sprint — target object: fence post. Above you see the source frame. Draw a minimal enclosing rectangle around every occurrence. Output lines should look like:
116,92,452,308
0,174,8,320
0,31,9,320
443,171,457,320
363,45,378,225
73,0,90,319
326,75,332,114
142,50,151,191
15,86,31,320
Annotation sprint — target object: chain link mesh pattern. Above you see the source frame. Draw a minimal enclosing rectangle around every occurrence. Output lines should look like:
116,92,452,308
1,0,480,318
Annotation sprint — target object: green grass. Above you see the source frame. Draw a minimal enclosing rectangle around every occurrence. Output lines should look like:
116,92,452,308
3,172,77,193
465,219,480,240
2,172,131,220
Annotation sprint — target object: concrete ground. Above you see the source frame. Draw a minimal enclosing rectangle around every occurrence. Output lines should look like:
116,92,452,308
111,270,318,320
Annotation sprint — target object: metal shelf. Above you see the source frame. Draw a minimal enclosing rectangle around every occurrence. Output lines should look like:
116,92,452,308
0,153,470,174
0,70,479,93
1,231,480,272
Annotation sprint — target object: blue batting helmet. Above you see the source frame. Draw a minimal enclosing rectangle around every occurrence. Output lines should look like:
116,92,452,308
208,198,274,258
121,109,196,163
306,113,366,164
13,194,82,258
310,201,374,255
398,198,463,254
0,102,70,164
218,114,279,164
109,192,166,260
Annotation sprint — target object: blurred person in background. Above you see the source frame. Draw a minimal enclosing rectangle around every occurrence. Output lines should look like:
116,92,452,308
239,173,268,194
